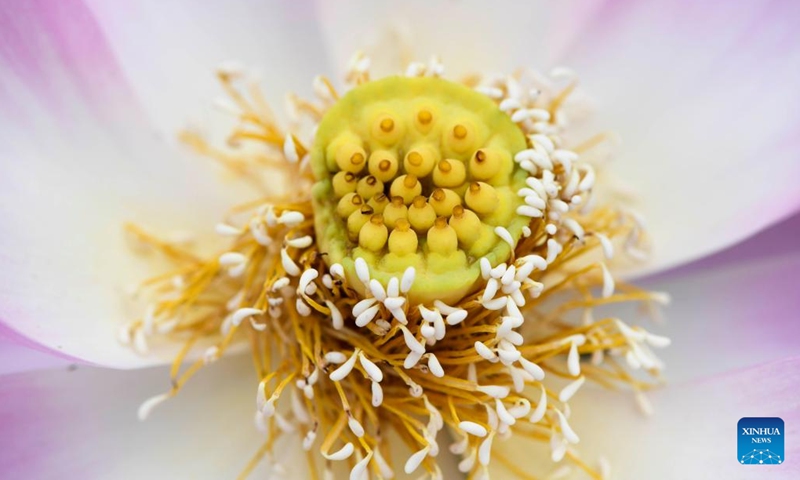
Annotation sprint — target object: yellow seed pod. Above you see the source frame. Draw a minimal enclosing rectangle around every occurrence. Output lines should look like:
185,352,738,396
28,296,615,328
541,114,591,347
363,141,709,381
429,188,462,217
432,159,467,188
335,142,367,174
388,219,418,255
368,150,399,183
356,175,384,200
383,196,409,229
469,148,506,181
444,121,476,154
359,214,389,252
449,205,482,247
427,217,458,254
367,193,390,214
390,174,422,204
464,182,499,215
408,196,437,234
332,171,358,198
370,113,404,146
403,144,439,178
347,205,374,240
336,192,363,218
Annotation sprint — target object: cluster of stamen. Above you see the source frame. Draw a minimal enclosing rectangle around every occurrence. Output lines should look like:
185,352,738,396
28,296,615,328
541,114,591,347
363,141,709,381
122,54,667,480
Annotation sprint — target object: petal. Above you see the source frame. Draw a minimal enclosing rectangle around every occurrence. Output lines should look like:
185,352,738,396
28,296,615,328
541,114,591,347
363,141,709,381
0,324,76,375
0,0,255,368
0,357,301,478
637,252,800,383
0,356,462,478
316,0,800,275
488,357,800,479
83,0,330,138
571,357,800,479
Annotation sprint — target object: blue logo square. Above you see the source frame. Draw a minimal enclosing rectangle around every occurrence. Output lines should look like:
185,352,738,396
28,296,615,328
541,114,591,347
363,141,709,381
738,417,784,465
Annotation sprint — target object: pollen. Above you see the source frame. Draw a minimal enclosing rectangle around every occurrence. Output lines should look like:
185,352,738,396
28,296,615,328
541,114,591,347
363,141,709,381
311,77,530,303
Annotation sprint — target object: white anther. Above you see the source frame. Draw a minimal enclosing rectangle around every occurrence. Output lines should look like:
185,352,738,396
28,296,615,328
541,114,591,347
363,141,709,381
493,226,515,249
215,223,242,236
390,307,408,325
249,317,267,331
567,340,582,376
562,218,585,241
495,398,516,426
348,415,365,437
546,239,563,264
137,393,170,420
277,210,305,227
326,301,344,330
482,296,508,310
645,332,672,348
476,385,510,399
404,350,423,369
508,398,531,418
323,443,354,461
478,433,495,466
330,263,344,278
272,277,290,291
530,386,548,423
446,309,468,325
459,421,487,437
529,134,555,153
369,279,387,301
358,352,383,382
400,325,426,354
298,269,319,294
283,134,299,163
419,305,442,324
482,278,499,303
280,248,301,276
555,409,580,444
324,351,347,364
286,235,313,249
295,298,311,316
354,257,370,285
427,353,445,378
400,266,416,293
329,350,359,382
518,357,545,381
219,252,246,266
490,263,507,279
559,376,586,402
404,445,431,475
355,305,379,327
578,165,596,191
475,86,504,99
474,341,497,361
601,264,615,298
479,257,492,280
371,381,384,407
232,308,263,327
501,265,516,286
302,429,317,451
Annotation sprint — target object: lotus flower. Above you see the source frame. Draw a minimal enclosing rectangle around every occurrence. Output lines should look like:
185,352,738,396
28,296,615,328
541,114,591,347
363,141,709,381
1,1,799,479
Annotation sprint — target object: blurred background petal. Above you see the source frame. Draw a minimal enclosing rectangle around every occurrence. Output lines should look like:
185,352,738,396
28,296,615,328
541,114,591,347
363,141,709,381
315,0,800,277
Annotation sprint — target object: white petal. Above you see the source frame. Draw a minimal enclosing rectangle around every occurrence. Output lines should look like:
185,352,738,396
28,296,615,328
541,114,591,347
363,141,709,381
0,356,309,478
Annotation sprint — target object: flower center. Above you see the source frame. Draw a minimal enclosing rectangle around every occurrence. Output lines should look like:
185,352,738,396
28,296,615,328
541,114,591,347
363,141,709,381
311,77,530,304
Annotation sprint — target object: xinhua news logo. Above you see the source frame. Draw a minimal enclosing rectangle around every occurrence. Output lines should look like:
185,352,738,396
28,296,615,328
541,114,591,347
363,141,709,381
738,417,784,465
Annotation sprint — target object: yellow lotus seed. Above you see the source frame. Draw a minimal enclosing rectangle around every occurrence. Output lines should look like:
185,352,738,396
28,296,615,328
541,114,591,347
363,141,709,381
335,143,367,174
464,182,499,215
429,188,462,217
469,148,505,181
347,205,374,241
368,150,399,183
383,196,409,229
371,114,403,145
367,193,390,214
427,216,458,255
403,145,438,178
356,175,384,200
432,159,467,188
408,196,436,234
359,214,388,252
332,171,358,198
445,122,476,154
390,174,422,204
336,192,363,218
449,205,482,247
388,218,418,255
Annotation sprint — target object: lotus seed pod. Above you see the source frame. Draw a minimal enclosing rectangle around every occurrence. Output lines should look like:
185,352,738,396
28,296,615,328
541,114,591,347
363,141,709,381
359,215,388,252
332,171,358,198
390,174,422,205
429,188,462,217
337,193,363,218
427,217,458,254
357,175,384,200
311,76,529,303
368,150,399,183
432,159,467,188
464,182,499,215
383,196,409,229
408,196,437,234
367,193,390,214
388,219,418,255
